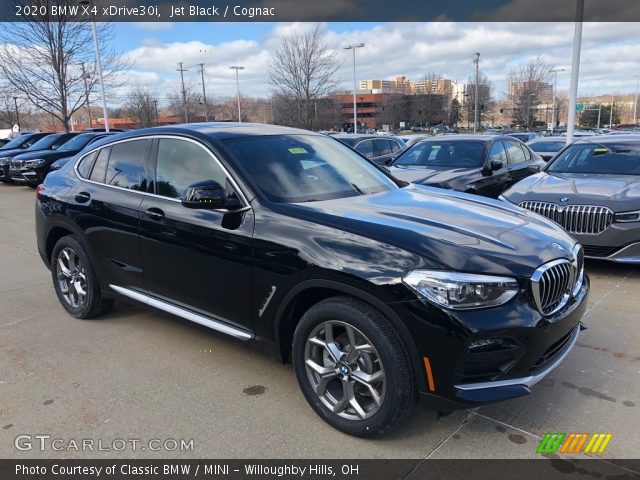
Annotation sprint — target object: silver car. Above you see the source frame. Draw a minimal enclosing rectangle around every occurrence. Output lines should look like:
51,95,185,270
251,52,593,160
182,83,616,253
501,135,640,263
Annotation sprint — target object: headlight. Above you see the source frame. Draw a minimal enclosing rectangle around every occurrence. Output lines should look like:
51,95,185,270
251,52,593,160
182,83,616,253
403,270,520,310
0,157,9,165
24,159,46,168
614,210,640,223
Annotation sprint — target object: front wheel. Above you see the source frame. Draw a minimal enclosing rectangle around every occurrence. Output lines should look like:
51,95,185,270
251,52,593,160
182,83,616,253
292,296,416,437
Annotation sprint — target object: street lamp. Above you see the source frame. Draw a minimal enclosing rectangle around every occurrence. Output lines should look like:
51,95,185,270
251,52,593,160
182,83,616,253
549,68,565,133
344,43,365,134
79,0,109,132
229,66,244,122
13,96,20,131
566,0,584,145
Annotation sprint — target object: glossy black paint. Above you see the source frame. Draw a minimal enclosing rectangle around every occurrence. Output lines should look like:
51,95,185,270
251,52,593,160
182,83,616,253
389,135,546,198
35,123,589,410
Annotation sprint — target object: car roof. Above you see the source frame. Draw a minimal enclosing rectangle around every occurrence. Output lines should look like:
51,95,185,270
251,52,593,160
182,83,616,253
569,134,640,145
415,134,503,142
332,133,389,140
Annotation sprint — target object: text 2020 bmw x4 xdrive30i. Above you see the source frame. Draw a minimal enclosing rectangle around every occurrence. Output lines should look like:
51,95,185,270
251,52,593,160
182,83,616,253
36,124,589,437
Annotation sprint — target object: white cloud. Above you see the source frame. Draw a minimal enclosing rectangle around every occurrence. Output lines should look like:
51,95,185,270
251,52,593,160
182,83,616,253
114,21,640,105
133,22,174,31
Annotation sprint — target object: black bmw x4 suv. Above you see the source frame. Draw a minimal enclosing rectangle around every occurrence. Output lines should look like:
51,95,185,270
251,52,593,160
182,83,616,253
36,124,589,437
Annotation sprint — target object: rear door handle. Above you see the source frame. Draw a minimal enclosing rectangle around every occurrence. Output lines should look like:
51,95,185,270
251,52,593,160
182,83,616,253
75,191,91,203
145,207,165,222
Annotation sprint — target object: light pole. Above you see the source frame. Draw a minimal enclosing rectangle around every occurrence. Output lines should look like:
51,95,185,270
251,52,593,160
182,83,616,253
199,63,209,122
566,0,584,145
79,0,109,132
609,97,614,127
344,43,365,134
549,68,565,133
633,75,640,125
81,62,92,127
13,96,20,131
230,66,244,122
473,52,480,133
154,99,159,126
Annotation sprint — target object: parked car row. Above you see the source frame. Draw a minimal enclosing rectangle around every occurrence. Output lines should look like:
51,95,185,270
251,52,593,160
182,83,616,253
0,131,115,186
354,131,639,264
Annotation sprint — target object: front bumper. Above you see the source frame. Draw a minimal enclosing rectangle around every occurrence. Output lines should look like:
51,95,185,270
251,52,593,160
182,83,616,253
0,164,11,182
390,273,589,410
9,167,41,185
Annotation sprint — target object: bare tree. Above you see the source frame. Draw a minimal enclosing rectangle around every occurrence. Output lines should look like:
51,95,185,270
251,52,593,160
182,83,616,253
125,87,158,128
0,0,126,132
465,73,493,128
168,83,203,123
508,56,552,130
268,25,339,130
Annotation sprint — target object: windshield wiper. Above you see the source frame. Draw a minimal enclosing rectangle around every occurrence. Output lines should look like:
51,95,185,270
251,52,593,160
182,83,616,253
351,183,364,195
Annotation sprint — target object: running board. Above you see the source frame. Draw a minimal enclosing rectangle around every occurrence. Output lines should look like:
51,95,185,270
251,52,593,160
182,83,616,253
109,284,253,341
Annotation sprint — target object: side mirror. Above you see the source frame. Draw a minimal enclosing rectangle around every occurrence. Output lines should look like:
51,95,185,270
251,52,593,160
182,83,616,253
182,180,226,209
384,157,394,166
490,159,503,171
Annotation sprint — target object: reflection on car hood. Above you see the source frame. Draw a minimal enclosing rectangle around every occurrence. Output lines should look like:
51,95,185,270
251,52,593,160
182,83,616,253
503,172,640,210
389,165,481,186
12,149,71,161
286,185,576,275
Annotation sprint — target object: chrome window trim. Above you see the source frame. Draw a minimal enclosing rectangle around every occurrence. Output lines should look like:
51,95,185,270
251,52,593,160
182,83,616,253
73,134,250,207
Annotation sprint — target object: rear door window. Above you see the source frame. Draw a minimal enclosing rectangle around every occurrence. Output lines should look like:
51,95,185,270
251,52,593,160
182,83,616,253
504,141,527,165
355,140,374,158
105,140,151,191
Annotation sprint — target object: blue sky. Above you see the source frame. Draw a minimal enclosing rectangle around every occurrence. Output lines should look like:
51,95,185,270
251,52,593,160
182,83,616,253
108,22,640,106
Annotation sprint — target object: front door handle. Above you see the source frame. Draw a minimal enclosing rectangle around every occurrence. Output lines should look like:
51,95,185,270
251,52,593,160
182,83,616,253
145,207,165,222
75,191,91,203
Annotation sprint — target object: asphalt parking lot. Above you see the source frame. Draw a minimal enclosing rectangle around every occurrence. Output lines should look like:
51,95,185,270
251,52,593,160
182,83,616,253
1,183,639,460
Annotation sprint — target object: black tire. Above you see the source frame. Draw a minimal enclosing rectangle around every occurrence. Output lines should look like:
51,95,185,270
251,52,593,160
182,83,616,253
292,296,416,437
51,235,114,319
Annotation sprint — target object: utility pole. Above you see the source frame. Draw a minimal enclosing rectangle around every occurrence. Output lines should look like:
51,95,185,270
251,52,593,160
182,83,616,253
229,66,244,122
633,75,640,125
154,100,159,126
549,68,565,133
473,52,480,134
198,63,209,122
609,97,614,127
566,0,584,145
344,43,365,134
81,62,92,128
597,104,602,129
13,96,20,131
177,62,189,123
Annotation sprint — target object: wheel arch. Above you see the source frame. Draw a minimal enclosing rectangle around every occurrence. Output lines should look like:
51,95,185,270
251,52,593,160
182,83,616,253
274,279,427,392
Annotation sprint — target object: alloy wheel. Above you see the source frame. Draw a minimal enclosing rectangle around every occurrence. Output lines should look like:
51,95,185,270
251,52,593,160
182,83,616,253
56,247,88,309
304,320,386,420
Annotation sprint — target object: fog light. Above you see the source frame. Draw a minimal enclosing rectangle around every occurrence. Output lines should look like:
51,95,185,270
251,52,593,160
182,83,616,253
469,338,504,350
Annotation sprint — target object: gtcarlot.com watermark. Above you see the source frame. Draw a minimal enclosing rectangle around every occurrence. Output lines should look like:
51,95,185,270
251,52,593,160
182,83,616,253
15,434,194,452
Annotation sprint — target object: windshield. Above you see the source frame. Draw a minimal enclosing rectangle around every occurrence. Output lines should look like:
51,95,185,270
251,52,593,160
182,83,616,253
27,134,66,151
0,134,41,150
393,140,486,168
547,142,640,175
57,133,95,152
529,141,565,152
223,134,399,203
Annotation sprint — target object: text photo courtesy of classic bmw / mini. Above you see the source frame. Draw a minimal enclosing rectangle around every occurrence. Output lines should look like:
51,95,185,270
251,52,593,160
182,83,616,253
1,0,640,478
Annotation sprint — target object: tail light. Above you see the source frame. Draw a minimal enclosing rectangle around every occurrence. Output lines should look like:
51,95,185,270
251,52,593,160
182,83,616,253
36,184,45,200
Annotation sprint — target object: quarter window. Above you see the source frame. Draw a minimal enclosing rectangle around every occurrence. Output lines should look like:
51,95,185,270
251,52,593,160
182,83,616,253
77,151,97,179
155,138,227,199
89,147,111,183
105,140,151,190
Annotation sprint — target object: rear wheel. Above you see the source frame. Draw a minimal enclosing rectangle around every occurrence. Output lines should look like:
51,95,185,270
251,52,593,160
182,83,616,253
292,296,416,437
51,235,113,319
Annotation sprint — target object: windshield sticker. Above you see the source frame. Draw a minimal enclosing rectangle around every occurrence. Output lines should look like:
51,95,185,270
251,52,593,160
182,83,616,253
288,147,308,154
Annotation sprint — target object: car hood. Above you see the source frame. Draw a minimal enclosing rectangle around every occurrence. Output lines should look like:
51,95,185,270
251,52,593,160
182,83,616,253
0,148,32,159
285,185,576,276
389,165,481,186
503,172,640,211
12,149,73,162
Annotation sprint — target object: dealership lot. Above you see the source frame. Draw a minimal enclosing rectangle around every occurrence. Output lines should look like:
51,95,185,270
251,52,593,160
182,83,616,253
1,184,639,460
